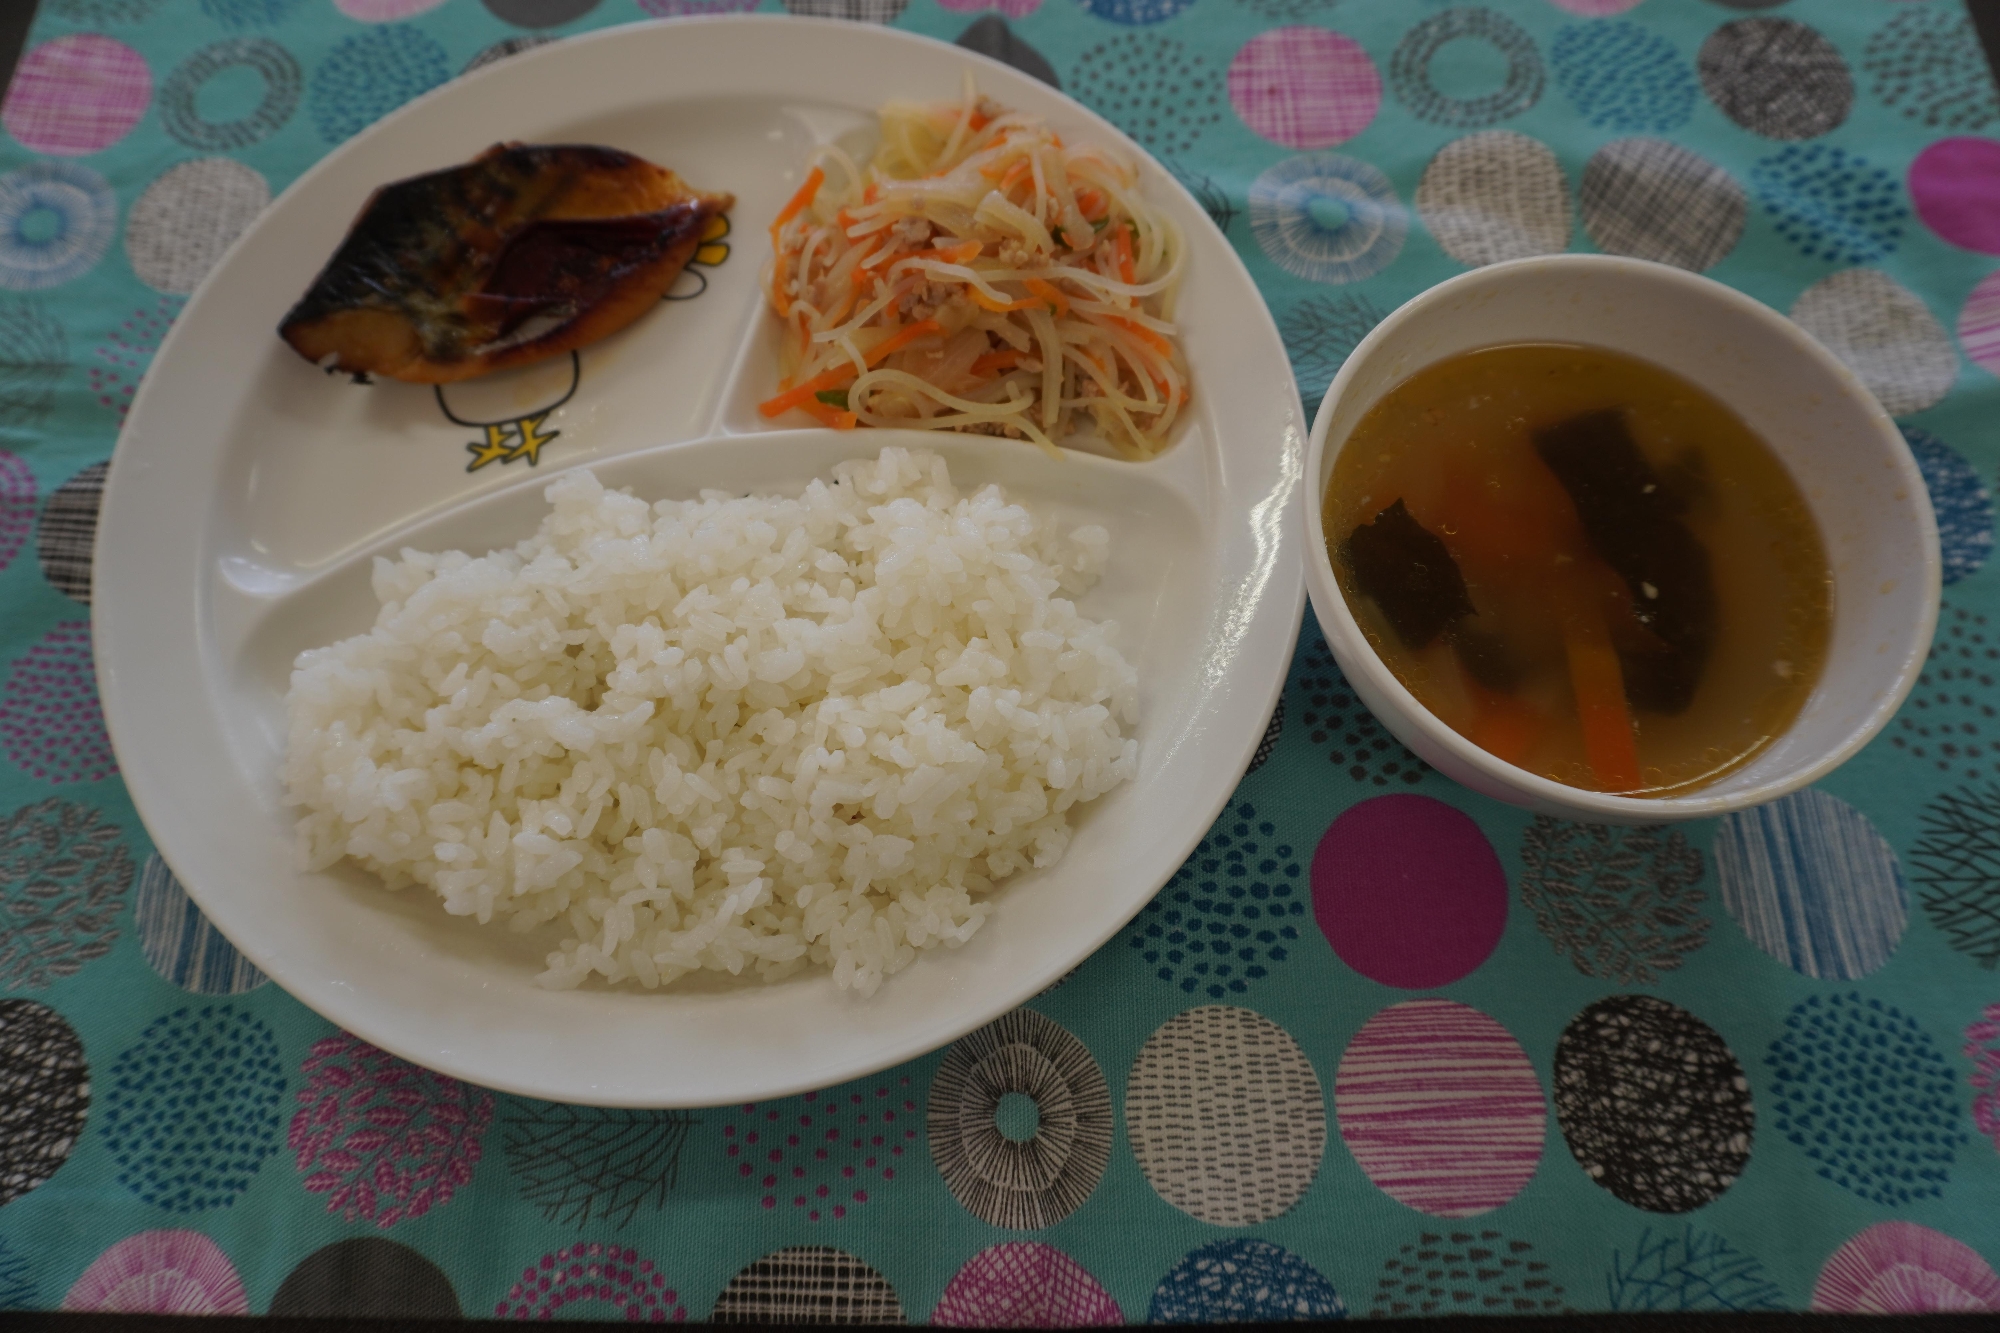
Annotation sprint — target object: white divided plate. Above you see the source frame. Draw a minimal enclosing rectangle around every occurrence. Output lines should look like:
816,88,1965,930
94,15,1305,1106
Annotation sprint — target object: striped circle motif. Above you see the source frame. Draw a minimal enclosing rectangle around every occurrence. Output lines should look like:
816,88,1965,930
36,460,104,603
1150,1239,1343,1323
0,999,90,1207
273,1239,460,1319
159,38,300,152
1417,130,1569,268
712,1247,904,1324
309,26,450,144
1551,21,1696,134
62,1232,247,1315
135,855,268,994
0,300,66,428
0,162,117,292
0,449,31,576
1126,1005,1325,1225
1904,427,1993,585
1389,8,1544,129
1962,270,2000,377
1698,19,1851,141
929,1008,1111,1229
1580,138,1745,272
1249,153,1406,284
1228,27,1381,149
932,1244,1122,1327
2,622,117,783
125,158,270,296
3,36,151,156
1753,144,1906,265
1790,268,1957,418
1336,1000,1545,1217
1814,1223,2000,1314
0,797,131,991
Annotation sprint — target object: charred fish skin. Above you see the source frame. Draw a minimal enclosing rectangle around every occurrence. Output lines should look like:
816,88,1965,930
278,143,733,384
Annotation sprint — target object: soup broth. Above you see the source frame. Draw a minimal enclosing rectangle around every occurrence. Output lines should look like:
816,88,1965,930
1325,343,1832,797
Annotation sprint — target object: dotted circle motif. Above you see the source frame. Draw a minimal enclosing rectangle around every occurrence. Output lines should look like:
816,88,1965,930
2,35,152,157
1150,1239,1343,1323
1289,616,1425,784
0,300,67,428
0,999,90,1208
1129,799,1305,998
1389,8,1544,129
723,1074,917,1222
1864,7,1997,133
1891,606,2000,787
1233,0,1336,22
61,1231,247,1315
201,0,311,25
1790,268,1957,418
932,1244,1122,1327
0,450,32,576
1905,427,1994,585
136,854,269,994
1519,818,1709,985
272,1239,461,1320
1417,129,1570,268
1814,1222,2000,1314
102,1005,286,1212
711,1247,904,1324
1554,995,1754,1214
1551,21,1697,134
1228,27,1380,150
497,1242,683,1321
1581,138,1745,272
1280,294,1386,409
1250,153,1406,284
2,622,117,783
125,158,270,296
90,297,180,421
49,0,163,19
1698,19,1851,141
1370,1229,1565,1317
1767,993,1963,1207
159,38,300,152
1752,145,1906,265
929,1008,1112,1229
36,459,104,602
0,796,132,990
781,0,910,21
309,26,450,144
1069,34,1222,161
1126,1005,1326,1225
1072,0,1196,26
0,162,117,292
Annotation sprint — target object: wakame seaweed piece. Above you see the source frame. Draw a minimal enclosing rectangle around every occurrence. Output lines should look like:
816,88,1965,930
1450,624,1521,692
1343,498,1476,649
1533,409,1717,714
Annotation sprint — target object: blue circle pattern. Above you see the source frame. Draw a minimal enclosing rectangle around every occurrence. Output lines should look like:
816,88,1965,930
1905,427,1994,585
1151,1239,1346,1323
135,855,269,995
199,0,309,25
1765,993,1963,1208
310,26,451,144
1750,144,1906,265
1552,22,1697,134
1129,799,1305,998
101,1005,286,1212
1073,0,1197,25
1249,153,1406,285
0,164,117,293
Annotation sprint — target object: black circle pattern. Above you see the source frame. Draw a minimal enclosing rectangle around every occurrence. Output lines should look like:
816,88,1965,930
482,0,599,27
1909,784,2000,970
712,1247,904,1324
1069,34,1225,162
1390,8,1545,129
1698,18,1852,141
1889,604,1998,784
1290,618,1427,786
36,460,105,605
928,1008,1112,1229
1553,995,1753,1214
159,38,303,153
779,0,908,22
1248,696,1283,773
462,35,555,76
271,1239,461,1319
0,999,89,1208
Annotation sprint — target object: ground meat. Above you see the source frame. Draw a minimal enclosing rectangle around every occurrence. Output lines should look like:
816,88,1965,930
888,216,933,249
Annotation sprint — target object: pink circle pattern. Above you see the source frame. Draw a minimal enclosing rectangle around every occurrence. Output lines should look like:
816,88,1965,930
1311,794,1508,988
1229,28,1381,150
1910,139,2000,256
1546,0,1643,13
931,1243,1123,1327
722,1077,917,1222
334,0,450,17
288,1031,495,1230
1335,999,1546,1217
936,0,1040,13
1967,1003,2000,1155
90,296,182,421
496,1242,686,1322
0,449,32,575
2,622,116,783
1813,1222,2000,1313
2,36,152,157
1962,271,2000,378
62,1231,248,1315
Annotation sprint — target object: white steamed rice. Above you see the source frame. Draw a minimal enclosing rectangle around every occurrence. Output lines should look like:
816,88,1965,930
283,447,1139,995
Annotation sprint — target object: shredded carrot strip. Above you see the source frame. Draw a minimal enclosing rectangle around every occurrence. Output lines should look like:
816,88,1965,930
863,318,945,364
904,241,983,266
968,287,1039,313
798,399,859,429
760,366,855,418
1024,277,1070,315
862,181,879,204
1075,188,1106,222
970,349,1023,376
770,167,823,249
1564,617,1642,792
998,160,1031,195
1103,314,1172,356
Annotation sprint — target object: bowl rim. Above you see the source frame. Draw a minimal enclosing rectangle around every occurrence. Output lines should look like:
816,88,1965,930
1301,252,1942,820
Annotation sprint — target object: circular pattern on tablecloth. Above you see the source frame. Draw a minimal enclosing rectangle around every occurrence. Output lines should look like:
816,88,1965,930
1336,999,1546,1217
1551,21,1696,133
1713,788,1909,980
0,797,131,990
497,1242,684,1321
1580,138,1744,271
36,460,104,603
932,1244,1121,1327
1128,799,1305,999
0,301,64,429
1790,268,1957,418
636,0,761,10
1554,995,1753,1213
101,1004,286,1212
1249,152,1406,284
1312,794,1507,989
89,295,179,420
290,1030,494,1229
1813,1223,2000,1313
1969,1003,2000,1157
1069,34,1223,161
1546,0,1641,13
1389,8,1544,129
484,0,599,26
1864,6,1997,133
0,1236,33,1309
49,0,163,20
62,1232,247,1315
201,0,311,25
1698,18,1851,140
0,999,89,1207
1417,130,1569,267
462,35,557,74
1910,139,2000,257
722,1073,916,1221
1767,992,1963,1207
1752,144,1906,265
711,1247,903,1324
1126,1005,1325,1225
309,25,450,144
0,450,32,573
1962,271,2000,377
1370,1229,1567,1317
3,36,151,157
1519,818,1709,985
158,38,300,153
272,1239,461,1319
0,162,117,292
334,0,448,18
124,159,269,296
942,0,1041,16
928,1008,1111,1229
782,0,909,20
135,855,268,994
1149,1239,1343,1323
1073,0,1195,26
1279,296,1386,413
1905,427,1994,585
1228,28,1380,150
1248,696,1283,772
2,622,117,783
1892,605,2000,792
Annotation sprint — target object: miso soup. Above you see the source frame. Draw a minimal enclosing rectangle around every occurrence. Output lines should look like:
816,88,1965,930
1325,343,1831,797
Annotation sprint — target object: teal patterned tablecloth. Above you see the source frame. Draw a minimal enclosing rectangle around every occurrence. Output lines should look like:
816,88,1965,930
3,0,2000,1322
